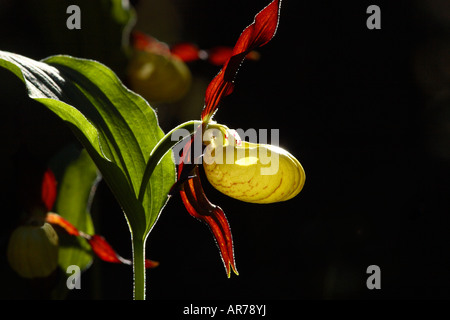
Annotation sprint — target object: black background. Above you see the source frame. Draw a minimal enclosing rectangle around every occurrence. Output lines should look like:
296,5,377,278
1,0,450,300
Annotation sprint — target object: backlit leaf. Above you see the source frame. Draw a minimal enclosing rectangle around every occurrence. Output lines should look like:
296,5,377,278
0,51,175,245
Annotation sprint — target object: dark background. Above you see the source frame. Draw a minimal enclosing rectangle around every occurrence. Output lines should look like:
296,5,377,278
1,0,450,300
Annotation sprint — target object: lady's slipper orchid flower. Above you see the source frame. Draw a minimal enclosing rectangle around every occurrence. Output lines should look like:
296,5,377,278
176,0,305,277
7,168,157,279
7,222,59,279
40,169,159,269
203,125,305,204
46,212,159,269
128,32,192,103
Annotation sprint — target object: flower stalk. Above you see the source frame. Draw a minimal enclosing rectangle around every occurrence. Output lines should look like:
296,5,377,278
134,120,201,299
138,120,202,203
132,234,146,300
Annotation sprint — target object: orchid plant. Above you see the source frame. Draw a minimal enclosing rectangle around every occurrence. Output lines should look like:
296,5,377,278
0,0,305,299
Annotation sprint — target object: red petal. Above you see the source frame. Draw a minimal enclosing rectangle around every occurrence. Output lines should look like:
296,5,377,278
176,123,204,180
180,167,238,277
171,43,201,62
46,213,122,263
41,169,57,212
208,46,233,66
87,235,158,269
208,47,260,66
87,234,124,264
177,135,193,181
46,213,158,269
201,0,282,121
176,129,237,276
46,212,80,236
131,31,171,56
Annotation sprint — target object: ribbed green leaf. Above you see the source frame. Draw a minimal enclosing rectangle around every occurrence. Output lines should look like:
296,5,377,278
55,149,98,272
0,51,176,242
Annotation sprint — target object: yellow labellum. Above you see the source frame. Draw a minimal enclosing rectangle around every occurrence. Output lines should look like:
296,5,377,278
203,140,305,204
7,223,59,279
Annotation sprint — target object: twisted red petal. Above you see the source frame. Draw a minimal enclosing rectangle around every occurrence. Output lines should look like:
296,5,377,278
87,234,125,264
201,0,282,121
180,166,238,278
87,235,159,269
46,212,80,236
46,213,158,269
176,124,204,181
177,131,194,181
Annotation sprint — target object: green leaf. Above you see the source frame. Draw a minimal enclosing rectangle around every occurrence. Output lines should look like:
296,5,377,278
0,50,176,244
55,148,99,272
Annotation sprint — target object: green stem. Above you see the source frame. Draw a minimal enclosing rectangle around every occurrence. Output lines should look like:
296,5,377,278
138,120,201,202
132,235,146,300
133,120,201,300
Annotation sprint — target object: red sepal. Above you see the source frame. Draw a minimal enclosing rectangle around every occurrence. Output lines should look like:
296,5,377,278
87,235,159,268
46,212,80,236
201,0,282,121
180,167,238,278
46,213,158,269
41,169,57,212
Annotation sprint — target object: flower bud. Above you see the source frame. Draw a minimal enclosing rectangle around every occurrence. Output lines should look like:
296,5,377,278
7,223,59,278
127,51,191,103
203,136,305,204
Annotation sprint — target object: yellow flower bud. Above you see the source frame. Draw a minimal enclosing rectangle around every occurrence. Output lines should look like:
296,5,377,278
127,51,191,103
203,135,305,204
7,223,59,279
